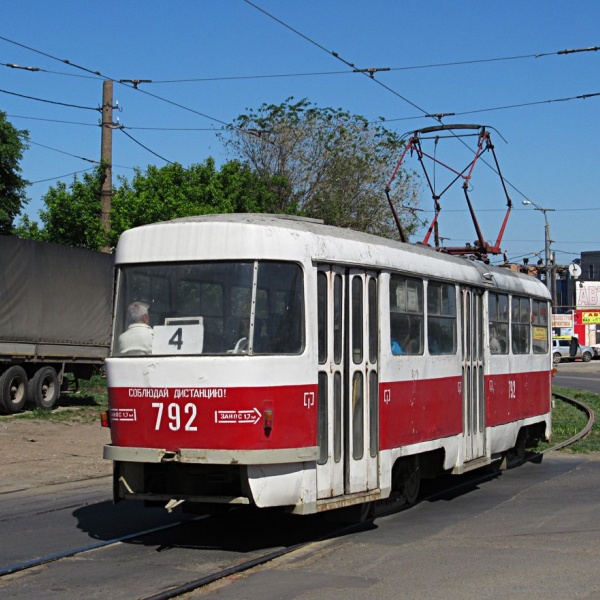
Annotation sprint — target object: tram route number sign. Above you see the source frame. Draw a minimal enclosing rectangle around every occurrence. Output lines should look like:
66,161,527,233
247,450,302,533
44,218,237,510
215,408,262,425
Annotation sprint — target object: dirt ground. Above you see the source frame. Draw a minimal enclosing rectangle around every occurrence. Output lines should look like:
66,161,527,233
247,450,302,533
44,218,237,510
0,419,112,493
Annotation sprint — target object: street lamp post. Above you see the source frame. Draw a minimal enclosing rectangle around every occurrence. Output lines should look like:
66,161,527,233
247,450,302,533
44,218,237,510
522,200,556,305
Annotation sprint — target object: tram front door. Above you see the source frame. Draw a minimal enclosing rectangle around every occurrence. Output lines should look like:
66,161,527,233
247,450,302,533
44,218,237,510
316,266,379,501
461,286,485,462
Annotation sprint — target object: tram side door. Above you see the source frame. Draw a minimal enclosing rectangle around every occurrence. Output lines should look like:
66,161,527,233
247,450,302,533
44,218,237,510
316,267,379,500
461,287,485,462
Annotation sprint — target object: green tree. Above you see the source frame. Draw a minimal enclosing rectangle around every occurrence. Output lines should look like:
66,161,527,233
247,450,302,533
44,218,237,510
17,159,282,250
110,158,280,246
223,98,420,239
16,165,107,249
0,111,29,234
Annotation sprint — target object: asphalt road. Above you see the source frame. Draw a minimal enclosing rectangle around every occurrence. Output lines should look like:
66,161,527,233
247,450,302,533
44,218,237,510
553,357,600,394
2,454,600,600
189,454,600,600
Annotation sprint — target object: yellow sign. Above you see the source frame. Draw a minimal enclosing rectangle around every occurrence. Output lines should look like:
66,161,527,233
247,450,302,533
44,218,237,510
532,326,547,341
582,312,600,324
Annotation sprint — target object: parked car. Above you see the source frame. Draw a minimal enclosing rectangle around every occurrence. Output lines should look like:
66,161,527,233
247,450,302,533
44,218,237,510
552,337,594,364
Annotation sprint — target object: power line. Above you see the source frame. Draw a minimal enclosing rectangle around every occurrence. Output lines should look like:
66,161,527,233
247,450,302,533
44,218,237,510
1,61,102,80
7,114,98,127
0,88,98,111
238,0,549,218
5,43,598,85
30,168,96,184
383,91,600,123
241,0,431,117
119,128,174,164
28,140,98,163
0,35,105,78
0,35,231,128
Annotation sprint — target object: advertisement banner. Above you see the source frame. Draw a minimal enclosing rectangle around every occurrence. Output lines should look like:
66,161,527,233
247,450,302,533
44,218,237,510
552,314,573,328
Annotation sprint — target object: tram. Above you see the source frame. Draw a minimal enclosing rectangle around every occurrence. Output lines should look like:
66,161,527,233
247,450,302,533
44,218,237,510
102,214,552,515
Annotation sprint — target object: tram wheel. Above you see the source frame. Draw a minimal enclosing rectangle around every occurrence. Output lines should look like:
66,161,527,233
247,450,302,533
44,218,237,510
504,429,527,469
391,456,421,507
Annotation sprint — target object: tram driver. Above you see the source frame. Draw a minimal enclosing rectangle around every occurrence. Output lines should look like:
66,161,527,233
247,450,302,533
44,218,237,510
117,301,154,355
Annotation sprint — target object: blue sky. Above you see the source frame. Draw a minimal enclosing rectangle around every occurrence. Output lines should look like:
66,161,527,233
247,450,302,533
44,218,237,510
1,1,598,265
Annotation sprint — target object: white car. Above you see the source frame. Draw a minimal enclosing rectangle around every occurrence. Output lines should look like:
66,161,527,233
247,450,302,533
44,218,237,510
552,338,594,364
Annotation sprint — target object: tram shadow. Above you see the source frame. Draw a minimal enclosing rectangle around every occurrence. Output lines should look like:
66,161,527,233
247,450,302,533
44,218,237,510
73,501,374,553
419,450,542,503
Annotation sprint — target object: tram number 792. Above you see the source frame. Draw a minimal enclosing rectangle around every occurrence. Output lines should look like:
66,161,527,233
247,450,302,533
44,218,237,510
152,402,198,431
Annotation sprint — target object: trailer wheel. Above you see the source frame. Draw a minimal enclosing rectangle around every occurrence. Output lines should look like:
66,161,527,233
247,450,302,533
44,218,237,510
0,366,28,414
28,367,60,409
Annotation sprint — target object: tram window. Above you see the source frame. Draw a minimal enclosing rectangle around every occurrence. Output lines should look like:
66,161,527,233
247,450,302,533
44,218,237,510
231,285,252,318
352,277,364,364
112,261,304,356
368,277,378,364
369,371,378,458
352,371,364,460
317,372,328,465
176,280,223,317
427,282,456,355
389,274,423,355
334,371,342,463
511,296,531,354
128,273,170,325
532,299,549,354
317,272,327,365
488,292,509,355
255,262,304,354
333,275,343,364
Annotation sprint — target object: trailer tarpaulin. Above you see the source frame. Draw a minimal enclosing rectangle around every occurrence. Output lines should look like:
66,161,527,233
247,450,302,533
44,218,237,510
0,236,113,347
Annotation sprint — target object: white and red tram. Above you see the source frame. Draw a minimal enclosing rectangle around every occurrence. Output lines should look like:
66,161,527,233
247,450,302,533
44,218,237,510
103,214,552,515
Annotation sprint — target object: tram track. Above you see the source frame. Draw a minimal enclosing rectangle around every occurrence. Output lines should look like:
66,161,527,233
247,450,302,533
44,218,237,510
0,516,207,578
545,391,596,451
0,391,594,599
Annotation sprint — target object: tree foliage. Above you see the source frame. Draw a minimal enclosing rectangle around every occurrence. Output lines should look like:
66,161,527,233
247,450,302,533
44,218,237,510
15,165,107,248
16,159,281,250
15,99,421,249
0,111,29,235
223,98,420,239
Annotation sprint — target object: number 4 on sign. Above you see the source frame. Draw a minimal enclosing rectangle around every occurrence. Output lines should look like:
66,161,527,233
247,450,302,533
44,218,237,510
152,322,203,355
169,327,183,350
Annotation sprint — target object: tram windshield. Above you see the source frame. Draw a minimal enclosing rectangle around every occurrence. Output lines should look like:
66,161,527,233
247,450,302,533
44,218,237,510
112,261,304,357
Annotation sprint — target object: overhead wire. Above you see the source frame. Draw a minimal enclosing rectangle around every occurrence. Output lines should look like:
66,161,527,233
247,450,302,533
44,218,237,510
0,88,98,111
0,34,254,166
118,129,174,165
1,20,598,253
240,0,534,245
31,168,97,184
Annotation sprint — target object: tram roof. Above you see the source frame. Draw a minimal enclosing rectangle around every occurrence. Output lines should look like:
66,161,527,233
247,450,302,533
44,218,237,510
115,213,551,299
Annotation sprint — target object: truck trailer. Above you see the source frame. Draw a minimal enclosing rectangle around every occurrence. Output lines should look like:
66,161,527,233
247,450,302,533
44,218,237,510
0,236,113,413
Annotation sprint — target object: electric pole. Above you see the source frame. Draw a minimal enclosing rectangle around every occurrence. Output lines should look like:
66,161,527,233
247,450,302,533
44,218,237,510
100,80,113,253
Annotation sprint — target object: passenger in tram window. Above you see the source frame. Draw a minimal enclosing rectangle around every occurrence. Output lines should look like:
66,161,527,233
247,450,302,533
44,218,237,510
118,301,154,355
391,339,404,355
490,325,502,354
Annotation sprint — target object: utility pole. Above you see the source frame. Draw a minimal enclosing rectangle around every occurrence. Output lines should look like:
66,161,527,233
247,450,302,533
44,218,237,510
522,200,556,307
100,80,113,253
